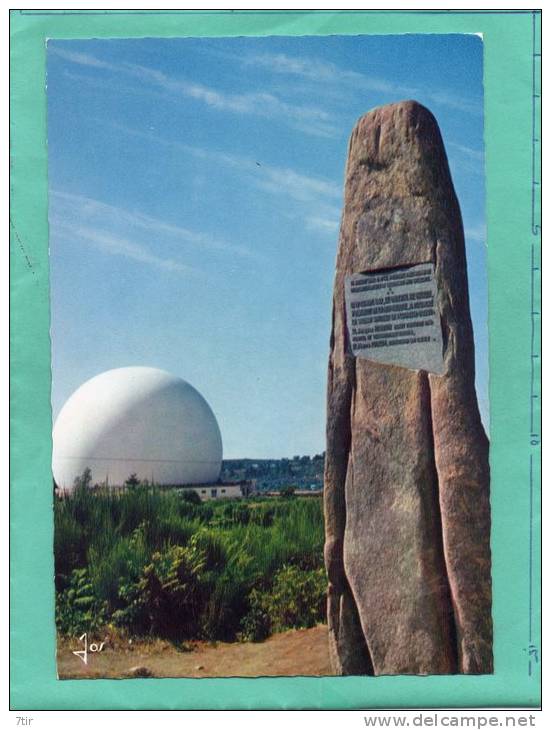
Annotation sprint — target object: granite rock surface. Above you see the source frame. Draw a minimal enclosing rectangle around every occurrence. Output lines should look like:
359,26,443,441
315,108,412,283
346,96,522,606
324,100,492,676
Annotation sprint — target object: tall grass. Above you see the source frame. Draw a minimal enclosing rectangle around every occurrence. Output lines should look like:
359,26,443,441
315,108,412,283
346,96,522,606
54,486,325,640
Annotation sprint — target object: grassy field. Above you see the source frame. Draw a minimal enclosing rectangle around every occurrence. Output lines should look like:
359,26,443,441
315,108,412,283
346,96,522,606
54,483,326,646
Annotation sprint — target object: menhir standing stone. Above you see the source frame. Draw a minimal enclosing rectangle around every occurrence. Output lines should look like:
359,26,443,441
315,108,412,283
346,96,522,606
324,100,492,676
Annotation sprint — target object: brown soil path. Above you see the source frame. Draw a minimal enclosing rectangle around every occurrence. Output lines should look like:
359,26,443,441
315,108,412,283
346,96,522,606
57,624,333,679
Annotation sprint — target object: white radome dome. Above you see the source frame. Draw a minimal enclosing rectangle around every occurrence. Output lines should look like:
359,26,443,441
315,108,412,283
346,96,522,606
52,367,223,489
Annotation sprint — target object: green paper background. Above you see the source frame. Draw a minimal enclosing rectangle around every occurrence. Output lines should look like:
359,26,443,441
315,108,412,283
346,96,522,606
10,9,541,710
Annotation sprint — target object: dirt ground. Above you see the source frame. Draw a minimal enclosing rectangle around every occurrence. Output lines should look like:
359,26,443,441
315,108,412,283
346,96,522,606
57,624,333,679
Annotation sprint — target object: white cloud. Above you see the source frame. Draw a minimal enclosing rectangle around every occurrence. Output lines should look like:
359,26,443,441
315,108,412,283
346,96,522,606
424,90,481,116
106,122,341,202
246,52,482,117
448,141,484,162
49,46,117,71
446,141,485,178
465,223,486,243
50,48,340,138
102,122,343,238
50,190,259,261
51,216,195,275
305,216,340,235
253,164,341,203
249,53,393,94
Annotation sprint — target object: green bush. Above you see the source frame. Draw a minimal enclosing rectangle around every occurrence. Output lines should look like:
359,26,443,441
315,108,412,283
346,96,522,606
88,523,149,608
268,565,326,631
54,474,325,642
239,589,272,642
240,565,326,640
54,508,89,590
113,541,208,639
200,574,249,641
228,503,251,525
250,504,275,527
180,490,202,505
55,568,107,636
190,530,227,572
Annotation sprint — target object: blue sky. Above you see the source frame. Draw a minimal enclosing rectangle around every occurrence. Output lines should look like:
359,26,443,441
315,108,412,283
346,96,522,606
47,34,488,459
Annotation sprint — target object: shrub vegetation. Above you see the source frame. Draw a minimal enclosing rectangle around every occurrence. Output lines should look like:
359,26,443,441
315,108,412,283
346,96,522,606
54,479,326,642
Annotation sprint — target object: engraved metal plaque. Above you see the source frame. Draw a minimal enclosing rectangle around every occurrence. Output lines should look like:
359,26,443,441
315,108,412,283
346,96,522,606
345,262,444,374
